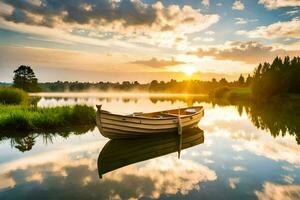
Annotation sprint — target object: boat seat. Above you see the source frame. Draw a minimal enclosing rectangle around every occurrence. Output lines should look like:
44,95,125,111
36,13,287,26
185,108,197,113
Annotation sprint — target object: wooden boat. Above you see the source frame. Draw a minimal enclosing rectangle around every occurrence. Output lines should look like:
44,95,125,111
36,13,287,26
96,105,204,139
97,127,204,178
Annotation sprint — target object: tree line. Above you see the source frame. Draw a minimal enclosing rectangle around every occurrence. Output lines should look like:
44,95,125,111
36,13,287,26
10,65,252,94
9,56,300,98
38,76,251,94
252,56,300,100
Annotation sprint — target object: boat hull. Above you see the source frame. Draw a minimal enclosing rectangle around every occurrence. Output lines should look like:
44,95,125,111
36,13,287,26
96,106,204,139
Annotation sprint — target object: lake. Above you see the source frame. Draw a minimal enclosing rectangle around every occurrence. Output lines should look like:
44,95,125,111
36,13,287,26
0,93,299,200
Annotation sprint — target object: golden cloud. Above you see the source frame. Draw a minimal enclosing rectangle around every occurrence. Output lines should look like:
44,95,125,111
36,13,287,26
187,41,300,64
131,57,186,68
237,18,300,39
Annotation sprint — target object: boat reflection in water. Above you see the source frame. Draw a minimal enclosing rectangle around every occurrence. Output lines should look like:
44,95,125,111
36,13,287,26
97,127,204,178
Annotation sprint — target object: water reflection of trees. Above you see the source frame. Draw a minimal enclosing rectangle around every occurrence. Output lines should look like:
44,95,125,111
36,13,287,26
190,97,300,144
244,102,300,144
10,135,36,152
0,125,95,152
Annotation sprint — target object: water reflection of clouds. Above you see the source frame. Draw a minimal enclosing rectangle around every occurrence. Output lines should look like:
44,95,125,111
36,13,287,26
0,140,103,174
255,182,300,200
0,144,101,190
282,166,294,172
106,157,217,198
1,153,217,199
232,166,247,172
281,175,295,184
228,177,240,189
231,137,300,167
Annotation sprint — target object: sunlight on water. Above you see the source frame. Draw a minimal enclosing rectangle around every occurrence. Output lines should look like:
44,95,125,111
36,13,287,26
0,93,299,200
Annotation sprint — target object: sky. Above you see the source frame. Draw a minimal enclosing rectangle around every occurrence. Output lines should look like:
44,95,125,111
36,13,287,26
0,0,299,83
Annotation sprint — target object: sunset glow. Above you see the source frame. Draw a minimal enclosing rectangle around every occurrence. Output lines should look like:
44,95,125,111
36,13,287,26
0,0,299,82
182,66,196,76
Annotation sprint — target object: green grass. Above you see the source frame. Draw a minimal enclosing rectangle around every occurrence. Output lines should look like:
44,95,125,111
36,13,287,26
286,94,300,101
210,87,252,102
227,87,252,101
0,87,29,105
0,105,96,132
211,87,230,98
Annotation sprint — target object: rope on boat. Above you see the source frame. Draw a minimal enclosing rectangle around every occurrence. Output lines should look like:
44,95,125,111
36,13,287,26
177,108,182,135
96,105,103,135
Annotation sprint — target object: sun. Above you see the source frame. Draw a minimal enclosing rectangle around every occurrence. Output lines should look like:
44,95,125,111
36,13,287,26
182,66,195,76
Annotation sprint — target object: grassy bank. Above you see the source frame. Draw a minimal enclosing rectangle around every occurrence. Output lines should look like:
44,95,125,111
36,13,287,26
210,87,252,102
0,105,96,132
0,87,29,105
0,87,96,132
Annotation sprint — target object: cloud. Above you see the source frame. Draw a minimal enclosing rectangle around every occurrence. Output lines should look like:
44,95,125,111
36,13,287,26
258,0,300,10
255,182,300,200
0,45,131,71
193,37,202,41
205,31,215,35
235,18,247,25
232,1,245,10
202,0,210,7
236,17,300,39
1,0,219,35
192,36,214,42
234,18,258,25
203,37,215,42
284,9,299,16
131,57,186,68
187,41,300,64
0,0,219,51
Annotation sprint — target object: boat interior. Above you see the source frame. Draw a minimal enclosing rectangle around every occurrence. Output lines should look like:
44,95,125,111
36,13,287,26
131,106,203,118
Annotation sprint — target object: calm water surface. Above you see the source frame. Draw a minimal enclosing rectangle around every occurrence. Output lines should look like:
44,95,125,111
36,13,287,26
0,93,299,200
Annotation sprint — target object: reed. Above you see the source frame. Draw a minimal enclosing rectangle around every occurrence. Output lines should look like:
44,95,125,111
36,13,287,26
0,87,28,105
0,105,96,132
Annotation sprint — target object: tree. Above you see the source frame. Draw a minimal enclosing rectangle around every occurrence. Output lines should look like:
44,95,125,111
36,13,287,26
246,74,253,86
238,74,245,86
149,80,159,91
13,65,40,92
219,78,228,85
